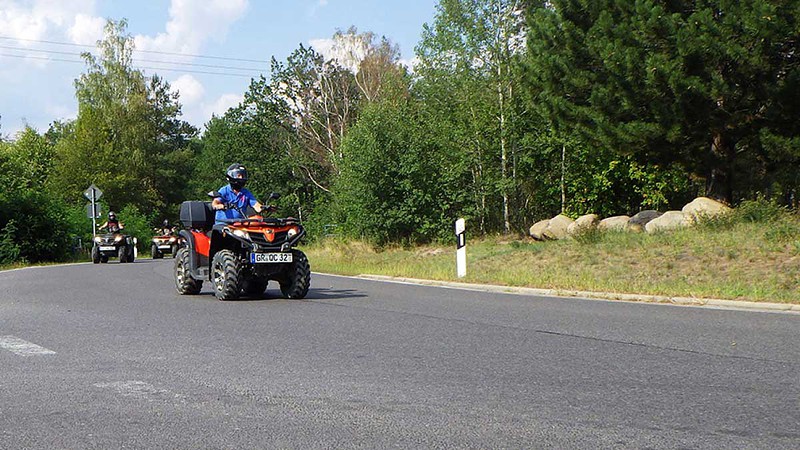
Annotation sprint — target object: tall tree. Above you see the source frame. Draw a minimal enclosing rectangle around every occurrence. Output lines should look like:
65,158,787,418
525,0,800,203
51,19,197,218
268,45,360,192
266,29,405,193
416,0,527,233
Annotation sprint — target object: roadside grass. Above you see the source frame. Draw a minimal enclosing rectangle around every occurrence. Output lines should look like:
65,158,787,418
305,208,800,304
0,255,91,272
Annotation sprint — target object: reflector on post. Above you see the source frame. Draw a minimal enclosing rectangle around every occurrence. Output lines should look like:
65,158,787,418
455,218,466,278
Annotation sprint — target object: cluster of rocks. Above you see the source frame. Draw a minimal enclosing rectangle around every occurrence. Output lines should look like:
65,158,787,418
529,197,732,240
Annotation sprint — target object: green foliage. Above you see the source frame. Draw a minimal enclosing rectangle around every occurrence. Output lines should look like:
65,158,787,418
189,78,318,221
117,204,155,250
734,199,790,224
570,225,605,246
334,99,462,244
6,2,800,263
0,220,21,264
525,0,800,203
415,0,529,233
49,19,197,219
0,130,86,263
697,198,794,235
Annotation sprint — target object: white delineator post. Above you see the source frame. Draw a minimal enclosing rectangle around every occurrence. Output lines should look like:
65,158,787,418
455,218,466,278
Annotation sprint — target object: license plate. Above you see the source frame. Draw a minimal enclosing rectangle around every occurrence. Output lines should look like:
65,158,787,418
250,252,292,263
99,246,116,251
158,245,171,250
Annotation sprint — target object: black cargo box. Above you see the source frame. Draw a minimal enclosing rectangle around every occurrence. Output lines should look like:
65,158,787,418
180,201,214,229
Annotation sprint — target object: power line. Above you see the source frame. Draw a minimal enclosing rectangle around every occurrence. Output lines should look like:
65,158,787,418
0,53,256,78
0,44,264,72
0,35,270,64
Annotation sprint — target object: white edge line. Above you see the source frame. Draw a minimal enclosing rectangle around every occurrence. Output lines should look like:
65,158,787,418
313,272,800,315
0,336,57,356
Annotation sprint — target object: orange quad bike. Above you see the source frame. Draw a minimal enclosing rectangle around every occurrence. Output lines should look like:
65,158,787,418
151,229,180,259
173,192,310,301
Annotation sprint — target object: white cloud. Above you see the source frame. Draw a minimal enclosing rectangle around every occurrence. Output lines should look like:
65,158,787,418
177,91,242,128
205,93,242,118
171,74,205,106
134,0,248,55
309,34,369,73
45,103,77,121
308,38,334,59
67,13,105,45
399,56,419,73
0,0,96,43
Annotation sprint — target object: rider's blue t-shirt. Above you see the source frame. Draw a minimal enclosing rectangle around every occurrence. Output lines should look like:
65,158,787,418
214,185,257,223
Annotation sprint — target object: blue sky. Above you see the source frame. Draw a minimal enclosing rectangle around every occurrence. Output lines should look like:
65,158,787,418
0,0,439,138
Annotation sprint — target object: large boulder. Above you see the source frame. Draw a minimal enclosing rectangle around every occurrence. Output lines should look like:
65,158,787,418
628,210,663,232
529,219,551,241
645,211,691,233
543,214,574,240
567,214,600,236
598,215,630,232
682,197,732,221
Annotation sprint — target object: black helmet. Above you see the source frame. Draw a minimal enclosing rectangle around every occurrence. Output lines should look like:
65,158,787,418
108,211,116,221
226,163,248,190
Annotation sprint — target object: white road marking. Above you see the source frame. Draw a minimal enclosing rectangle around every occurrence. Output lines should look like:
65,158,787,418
94,380,184,402
0,336,56,356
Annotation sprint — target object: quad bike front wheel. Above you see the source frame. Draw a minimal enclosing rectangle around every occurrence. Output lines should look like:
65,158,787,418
171,244,178,258
119,246,129,263
91,246,100,264
212,249,242,301
174,247,202,295
279,250,310,299
152,244,162,259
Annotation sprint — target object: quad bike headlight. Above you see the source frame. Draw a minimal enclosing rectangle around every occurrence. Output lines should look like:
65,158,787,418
232,229,250,240
94,236,101,243
114,235,123,242
169,237,177,243
287,227,299,238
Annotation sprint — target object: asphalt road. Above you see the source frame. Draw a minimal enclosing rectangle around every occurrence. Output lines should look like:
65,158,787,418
1,258,798,449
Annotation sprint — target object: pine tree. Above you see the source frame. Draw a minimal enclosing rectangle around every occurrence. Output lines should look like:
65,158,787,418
525,0,800,202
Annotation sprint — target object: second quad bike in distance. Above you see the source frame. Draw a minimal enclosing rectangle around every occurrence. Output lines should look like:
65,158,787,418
92,224,136,263
174,192,311,301
151,229,180,259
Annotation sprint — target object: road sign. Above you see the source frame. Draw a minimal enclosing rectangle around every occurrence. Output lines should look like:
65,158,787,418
86,203,102,219
83,184,103,201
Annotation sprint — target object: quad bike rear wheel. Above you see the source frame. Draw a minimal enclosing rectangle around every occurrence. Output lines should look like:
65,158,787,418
212,249,242,301
128,245,135,263
279,250,310,299
152,244,162,259
119,246,128,263
174,247,202,295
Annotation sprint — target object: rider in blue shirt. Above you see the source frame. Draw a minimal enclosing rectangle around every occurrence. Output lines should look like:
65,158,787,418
212,164,264,223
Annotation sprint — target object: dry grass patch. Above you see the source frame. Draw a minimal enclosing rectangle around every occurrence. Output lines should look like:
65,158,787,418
304,214,800,304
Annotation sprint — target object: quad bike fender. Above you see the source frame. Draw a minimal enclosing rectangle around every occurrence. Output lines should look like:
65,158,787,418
208,227,251,261
180,230,211,280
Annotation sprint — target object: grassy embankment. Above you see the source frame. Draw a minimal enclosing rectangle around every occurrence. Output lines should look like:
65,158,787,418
305,203,800,304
